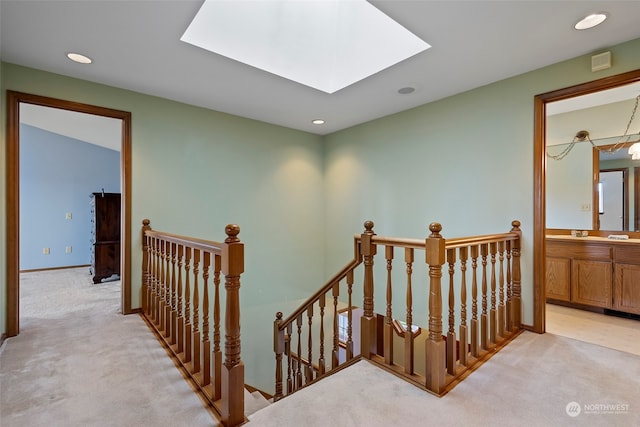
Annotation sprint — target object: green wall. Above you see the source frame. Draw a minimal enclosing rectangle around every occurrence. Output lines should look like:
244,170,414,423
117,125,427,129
3,36,640,393
0,64,324,391
323,37,640,327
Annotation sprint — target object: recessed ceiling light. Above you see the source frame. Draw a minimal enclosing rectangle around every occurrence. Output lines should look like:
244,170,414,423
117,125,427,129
574,13,607,30
312,119,325,125
67,52,93,64
398,87,415,95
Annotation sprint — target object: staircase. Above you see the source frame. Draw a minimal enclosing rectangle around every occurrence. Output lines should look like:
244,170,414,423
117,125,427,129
272,220,523,401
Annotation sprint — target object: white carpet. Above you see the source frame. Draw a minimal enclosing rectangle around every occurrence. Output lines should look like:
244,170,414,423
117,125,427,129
4,268,639,427
0,268,216,427
249,331,640,426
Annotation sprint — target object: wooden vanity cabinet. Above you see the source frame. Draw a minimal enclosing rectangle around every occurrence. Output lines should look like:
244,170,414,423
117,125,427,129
545,257,571,302
613,245,640,315
546,237,640,315
571,259,612,308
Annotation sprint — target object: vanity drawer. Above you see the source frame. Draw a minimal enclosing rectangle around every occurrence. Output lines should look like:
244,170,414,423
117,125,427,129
546,241,612,261
614,245,640,265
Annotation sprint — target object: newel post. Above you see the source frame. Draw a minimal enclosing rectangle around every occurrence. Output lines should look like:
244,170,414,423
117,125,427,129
273,311,284,402
425,222,446,394
141,219,152,315
221,224,245,427
510,220,522,330
360,220,378,359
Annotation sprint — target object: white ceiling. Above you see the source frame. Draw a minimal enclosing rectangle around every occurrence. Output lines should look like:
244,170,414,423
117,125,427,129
3,0,640,137
20,104,122,152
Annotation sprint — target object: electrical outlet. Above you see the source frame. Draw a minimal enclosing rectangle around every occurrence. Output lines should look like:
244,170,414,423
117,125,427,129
65,212,72,220
65,246,72,254
580,203,591,211
43,247,50,255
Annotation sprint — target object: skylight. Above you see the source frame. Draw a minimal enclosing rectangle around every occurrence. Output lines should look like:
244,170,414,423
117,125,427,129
181,0,431,94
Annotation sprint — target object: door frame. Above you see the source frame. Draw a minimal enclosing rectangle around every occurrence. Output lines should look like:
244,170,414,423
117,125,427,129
6,91,133,337
533,68,640,334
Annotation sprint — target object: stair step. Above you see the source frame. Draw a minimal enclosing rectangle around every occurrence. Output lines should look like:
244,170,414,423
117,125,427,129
244,388,271,417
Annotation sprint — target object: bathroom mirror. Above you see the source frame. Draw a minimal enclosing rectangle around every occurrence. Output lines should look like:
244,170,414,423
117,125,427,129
546,80,640,232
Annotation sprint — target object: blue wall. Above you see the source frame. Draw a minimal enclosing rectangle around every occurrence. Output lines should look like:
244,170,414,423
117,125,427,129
20,124,120,270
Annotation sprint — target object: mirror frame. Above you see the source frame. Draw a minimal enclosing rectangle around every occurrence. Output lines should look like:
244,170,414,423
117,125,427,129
533,68,640,333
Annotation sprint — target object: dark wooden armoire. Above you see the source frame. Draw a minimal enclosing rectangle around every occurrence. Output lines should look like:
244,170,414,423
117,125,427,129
90,192,121,284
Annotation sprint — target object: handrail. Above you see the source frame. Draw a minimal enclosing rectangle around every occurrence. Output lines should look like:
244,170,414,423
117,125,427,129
358,231,519,251
145,229,224,254
444,231,519,249
278,257,362,328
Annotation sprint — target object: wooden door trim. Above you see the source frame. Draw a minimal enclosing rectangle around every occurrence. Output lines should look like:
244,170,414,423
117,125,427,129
533,68,640,334
5,91,133,337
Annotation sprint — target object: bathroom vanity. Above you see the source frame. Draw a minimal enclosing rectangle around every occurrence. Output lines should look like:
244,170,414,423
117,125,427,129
546,234,640,315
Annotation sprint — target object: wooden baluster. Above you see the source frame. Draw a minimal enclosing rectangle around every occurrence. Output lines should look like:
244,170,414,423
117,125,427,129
506,240,513,332
384,245,394,365
489,242,497,345
425,222,446,394
150,236,157,322
360,220,377,359
405,247,414,375
201,251,211,387
212,255,222,400
141,220,151,314
159,239,165,331
305,305,314,383
184,246,192,364
480,243,488,351
153,236,161,325
177,244,185,354
446,248,456,375
498,241,506,338
346,270,354,361
318,293,326,375
470,245,479,358
511,220,522,330
296,314,303,387
331,283,340,368
458,247,469,367
286,323,293,394
192,249,201,374
170,242,178,345
164,239,171,338
220,224,244,427
274,312,284,401
145,232,153,318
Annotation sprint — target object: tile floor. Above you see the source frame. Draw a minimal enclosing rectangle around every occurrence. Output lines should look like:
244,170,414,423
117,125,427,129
546,303,640,356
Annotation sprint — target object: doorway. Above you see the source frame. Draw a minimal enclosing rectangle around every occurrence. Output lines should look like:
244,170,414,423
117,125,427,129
533,69,640,334
6,91,132,337
598,169,626,231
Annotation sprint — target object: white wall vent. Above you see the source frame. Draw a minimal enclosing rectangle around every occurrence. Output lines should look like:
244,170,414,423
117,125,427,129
591,51,612,72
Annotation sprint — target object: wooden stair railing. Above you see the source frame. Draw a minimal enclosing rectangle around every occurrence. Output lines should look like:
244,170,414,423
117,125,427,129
274,220,522,400
141,219,245,427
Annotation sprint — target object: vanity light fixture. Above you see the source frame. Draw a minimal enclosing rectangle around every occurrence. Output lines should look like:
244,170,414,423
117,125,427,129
574,13,607,30
548,94,640,161
67,52,93,64
312,119,325,125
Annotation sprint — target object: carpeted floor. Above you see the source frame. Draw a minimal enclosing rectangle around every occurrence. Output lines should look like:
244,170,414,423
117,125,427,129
249,332,640,426
3,268,640,426
0,267,216,427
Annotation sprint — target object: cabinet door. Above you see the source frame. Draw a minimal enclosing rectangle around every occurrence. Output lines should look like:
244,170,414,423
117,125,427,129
614,263,640,315
546,257,571,301
571,260,612,308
